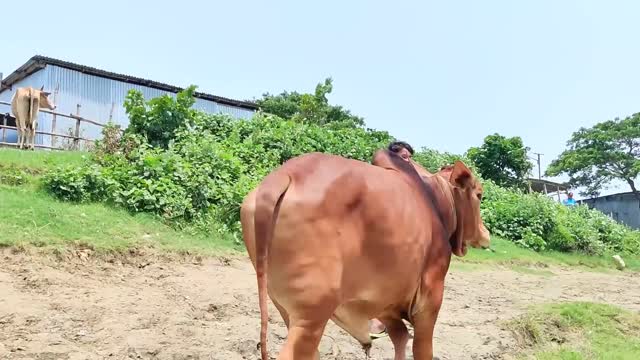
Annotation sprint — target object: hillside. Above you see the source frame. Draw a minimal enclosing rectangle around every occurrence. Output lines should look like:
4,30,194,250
0,149,239,255
2,148,640,359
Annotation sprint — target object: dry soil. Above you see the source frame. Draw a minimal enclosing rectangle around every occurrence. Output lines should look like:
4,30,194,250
1,250,639,360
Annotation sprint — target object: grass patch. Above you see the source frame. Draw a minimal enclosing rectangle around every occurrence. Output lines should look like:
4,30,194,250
506,302,640,359
455,237,640,272
0,184,240,254
0,148,88,172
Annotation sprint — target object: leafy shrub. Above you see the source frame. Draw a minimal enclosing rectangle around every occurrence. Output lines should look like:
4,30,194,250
93,122,123,157
124,85,198,148
44,87,393,234
42,165,108,202
0,166,28,186
412,148,475,173
42,87,640,256
479,179,639,255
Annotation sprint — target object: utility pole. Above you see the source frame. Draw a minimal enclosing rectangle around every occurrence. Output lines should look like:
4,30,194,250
531,152,543,179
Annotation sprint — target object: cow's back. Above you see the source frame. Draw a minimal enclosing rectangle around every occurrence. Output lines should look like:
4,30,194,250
267,152,431,314
10,88,36,126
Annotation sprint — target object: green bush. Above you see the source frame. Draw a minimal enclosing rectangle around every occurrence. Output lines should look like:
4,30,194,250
43,88,394,233
415,155,639,255
0,165,28,186
41,87,640,256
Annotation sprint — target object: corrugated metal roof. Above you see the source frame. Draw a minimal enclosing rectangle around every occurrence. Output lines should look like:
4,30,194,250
0,55,258,111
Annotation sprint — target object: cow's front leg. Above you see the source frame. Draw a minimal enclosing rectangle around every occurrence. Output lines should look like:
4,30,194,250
380,317,410,360
411,283,444,360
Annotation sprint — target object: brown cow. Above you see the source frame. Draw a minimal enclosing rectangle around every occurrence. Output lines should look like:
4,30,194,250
10,86,56,150
240,150,490,360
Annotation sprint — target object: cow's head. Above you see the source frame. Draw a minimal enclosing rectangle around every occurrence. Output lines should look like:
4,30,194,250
38,86,56,110
438,161,490,257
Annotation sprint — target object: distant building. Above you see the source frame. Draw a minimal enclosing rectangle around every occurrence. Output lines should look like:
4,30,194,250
527,178,570,202
0,55,258,147
581,192,640,229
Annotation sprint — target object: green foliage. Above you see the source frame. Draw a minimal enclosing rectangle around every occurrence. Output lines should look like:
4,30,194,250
467,133,533,189
41,87,640,256
405,145,638,255
0,180,236,252
44,86,392,234
546,112,640,198
0,165,28,186
92,122,124,158
480,181,555,251
480,179,640,255
412,148,474,173
124,85,198,149
255,78,365,128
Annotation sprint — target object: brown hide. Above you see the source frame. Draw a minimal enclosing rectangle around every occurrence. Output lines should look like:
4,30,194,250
240,150,489,360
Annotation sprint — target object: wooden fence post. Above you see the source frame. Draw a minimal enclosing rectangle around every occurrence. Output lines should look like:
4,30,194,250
74,104,81,150
51,84,59,148
2,115,6,143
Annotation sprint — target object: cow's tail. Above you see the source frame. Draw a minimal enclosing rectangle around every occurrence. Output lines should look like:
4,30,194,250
28,87,35,123
253,171,291,360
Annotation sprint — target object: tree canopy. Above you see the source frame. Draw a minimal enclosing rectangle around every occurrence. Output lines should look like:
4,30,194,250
254,78,365,128
466,133,533,189
546,113,640,199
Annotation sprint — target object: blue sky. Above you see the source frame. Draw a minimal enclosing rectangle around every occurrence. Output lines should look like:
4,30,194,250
2,0,639,197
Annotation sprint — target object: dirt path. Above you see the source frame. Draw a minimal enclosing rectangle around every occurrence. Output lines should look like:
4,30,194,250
1,251,639,360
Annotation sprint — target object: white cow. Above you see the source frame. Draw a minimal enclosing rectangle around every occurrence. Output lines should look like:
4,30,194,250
10,86,56,150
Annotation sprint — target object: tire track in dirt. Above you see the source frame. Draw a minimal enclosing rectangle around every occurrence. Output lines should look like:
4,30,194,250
1,252,639,360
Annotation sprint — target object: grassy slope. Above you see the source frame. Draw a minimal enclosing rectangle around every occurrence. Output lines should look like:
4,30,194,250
0,148,638,272
507,302,640,359
0,149,239,254
455,237,640,272
0,148,88,171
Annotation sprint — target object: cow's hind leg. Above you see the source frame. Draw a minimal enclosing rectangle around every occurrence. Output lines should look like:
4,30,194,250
277,317,328,360
380,317,410,360
18,126,26,149
29,125,36,150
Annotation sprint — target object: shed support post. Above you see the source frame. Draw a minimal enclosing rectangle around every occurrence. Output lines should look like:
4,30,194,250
2,115,6,143
74,104,81,150
51,84,59,148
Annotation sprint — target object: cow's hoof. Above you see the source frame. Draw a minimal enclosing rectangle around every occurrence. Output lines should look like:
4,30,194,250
361,343,372,358
433,357,440,360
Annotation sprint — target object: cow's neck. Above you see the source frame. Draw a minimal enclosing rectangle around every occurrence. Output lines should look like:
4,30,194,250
422,175,457,253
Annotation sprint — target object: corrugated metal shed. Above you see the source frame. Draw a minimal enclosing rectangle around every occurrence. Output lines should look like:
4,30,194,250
581,192,640,229
0,55,258,147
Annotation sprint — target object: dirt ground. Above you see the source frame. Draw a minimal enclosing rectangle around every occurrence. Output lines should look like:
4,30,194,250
1,250,639,360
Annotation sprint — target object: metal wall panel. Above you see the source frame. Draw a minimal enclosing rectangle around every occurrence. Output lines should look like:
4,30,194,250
0,65,255,147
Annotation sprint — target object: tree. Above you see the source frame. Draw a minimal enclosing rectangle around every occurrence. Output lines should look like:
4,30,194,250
466,133,533,189
124,85,198,149
546,113,640,199
255,78,365,128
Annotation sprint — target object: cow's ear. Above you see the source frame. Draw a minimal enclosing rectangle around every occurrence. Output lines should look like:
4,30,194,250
42,91,51,96
449,160,472,188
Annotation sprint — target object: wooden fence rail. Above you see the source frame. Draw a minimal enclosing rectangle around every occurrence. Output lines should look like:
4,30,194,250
0,100,117,151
